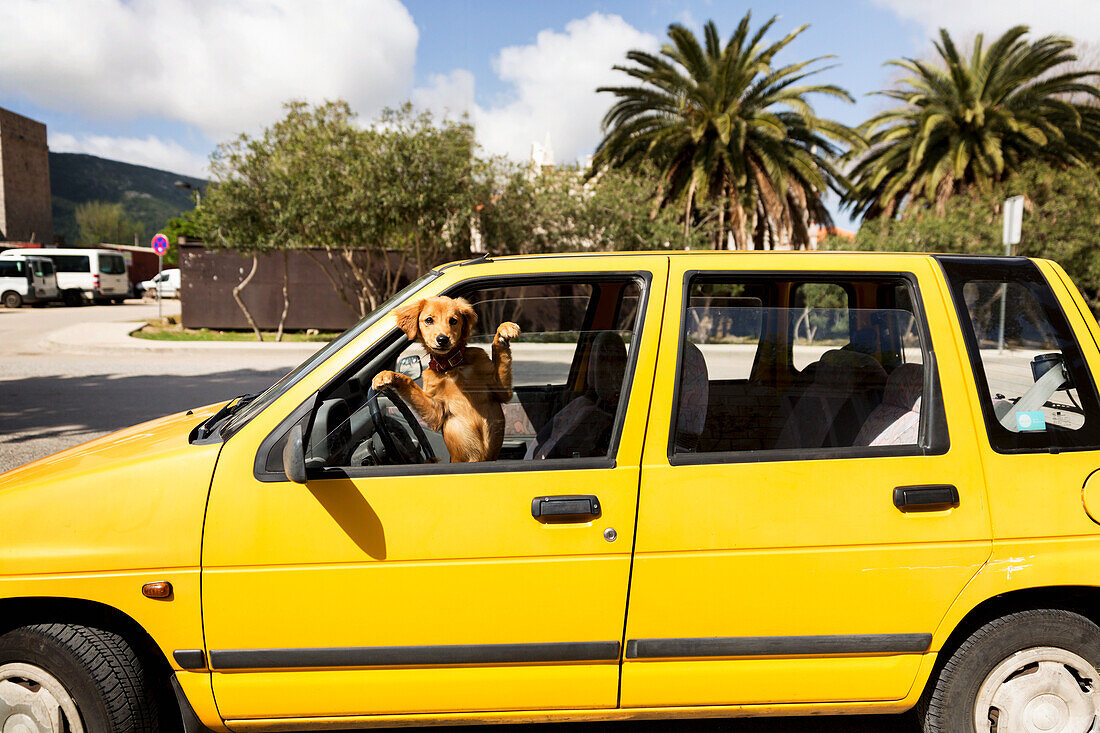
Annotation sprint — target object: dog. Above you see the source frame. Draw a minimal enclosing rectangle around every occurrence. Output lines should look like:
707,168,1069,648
371,296,520,462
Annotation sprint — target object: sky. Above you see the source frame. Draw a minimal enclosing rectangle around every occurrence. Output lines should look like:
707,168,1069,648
1,0,1099,229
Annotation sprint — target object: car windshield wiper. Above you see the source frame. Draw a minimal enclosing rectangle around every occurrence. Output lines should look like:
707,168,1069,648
194,393,259,441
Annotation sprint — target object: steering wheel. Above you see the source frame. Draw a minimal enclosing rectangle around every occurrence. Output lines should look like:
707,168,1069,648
366,386,436,464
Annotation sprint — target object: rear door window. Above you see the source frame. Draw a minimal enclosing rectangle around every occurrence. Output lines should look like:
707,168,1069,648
673,273,943,458
939,256,1100,452
99,254,126,274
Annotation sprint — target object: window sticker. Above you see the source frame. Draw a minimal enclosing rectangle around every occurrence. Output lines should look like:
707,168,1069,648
1016,411,1047,432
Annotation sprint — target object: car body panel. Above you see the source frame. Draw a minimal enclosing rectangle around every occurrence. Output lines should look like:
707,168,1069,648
621,253,993,707
200,255,669,718
3,252,1100,730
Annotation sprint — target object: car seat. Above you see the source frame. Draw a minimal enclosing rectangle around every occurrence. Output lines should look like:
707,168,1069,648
524,331,628,460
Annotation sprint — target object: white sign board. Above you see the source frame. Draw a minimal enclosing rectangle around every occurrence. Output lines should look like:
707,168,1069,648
1003,195,1024,247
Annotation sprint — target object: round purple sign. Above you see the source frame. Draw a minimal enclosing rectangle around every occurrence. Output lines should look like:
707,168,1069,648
151,233,169,256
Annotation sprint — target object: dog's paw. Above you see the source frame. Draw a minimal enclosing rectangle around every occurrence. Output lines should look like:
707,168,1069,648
495,321,521,344
372,370,404,391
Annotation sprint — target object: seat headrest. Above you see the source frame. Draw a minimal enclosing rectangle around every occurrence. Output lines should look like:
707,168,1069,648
676,341,710,439
589,331,628,403
883,363,923,410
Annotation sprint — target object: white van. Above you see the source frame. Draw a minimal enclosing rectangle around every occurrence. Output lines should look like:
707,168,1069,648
138,268,181,299
0,248,130,306
0,255,59,308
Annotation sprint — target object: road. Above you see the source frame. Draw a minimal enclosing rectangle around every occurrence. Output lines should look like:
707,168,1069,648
0,303,920,732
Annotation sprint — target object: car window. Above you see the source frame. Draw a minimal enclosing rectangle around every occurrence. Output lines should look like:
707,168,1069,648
306,277,644,471
792,283,849,371
99,254,126,274
673,274,937,458
0,260,25,278
51,255,90,273
939,256,1100,452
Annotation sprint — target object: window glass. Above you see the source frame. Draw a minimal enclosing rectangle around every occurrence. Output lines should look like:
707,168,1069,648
674,275,931,457
51,255,90,273
940,257,1100,452
0,261,25,278
30,259,51,276
99,254,126,274
792,283,849,371
308,278,643,470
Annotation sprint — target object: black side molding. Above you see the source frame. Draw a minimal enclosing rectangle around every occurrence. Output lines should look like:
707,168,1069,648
893,484,960,511
172,649,206,670
625,633,932,659
208,640,621,670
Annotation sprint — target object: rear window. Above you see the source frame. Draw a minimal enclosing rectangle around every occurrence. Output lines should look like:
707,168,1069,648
0,260,26,278
52,255,91,273
99,254,126,275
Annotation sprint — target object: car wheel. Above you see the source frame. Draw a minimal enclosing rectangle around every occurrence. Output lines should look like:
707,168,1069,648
2,291,22,308
919,609,1100,733
0,623,160,732
62,291,83,307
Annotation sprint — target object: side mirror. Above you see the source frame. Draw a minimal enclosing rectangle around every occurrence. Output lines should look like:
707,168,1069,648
282,423,307,484
398,354,423,381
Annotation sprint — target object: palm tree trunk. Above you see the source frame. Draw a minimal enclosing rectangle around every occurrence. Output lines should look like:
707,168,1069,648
684,180,696,241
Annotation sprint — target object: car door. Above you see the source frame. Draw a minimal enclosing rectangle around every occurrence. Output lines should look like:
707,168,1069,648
621,254,993,708
200,257,666,722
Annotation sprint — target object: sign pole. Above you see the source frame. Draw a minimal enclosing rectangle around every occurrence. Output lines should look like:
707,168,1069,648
998,196,1025,352
151,233,170,324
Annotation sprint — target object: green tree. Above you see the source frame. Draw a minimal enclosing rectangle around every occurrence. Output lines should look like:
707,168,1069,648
826,160,1100,305
158,210,202,266
200,101,479,334
478,163,705,254
592,14,861,250
844,26,1100,220
74,201,142,246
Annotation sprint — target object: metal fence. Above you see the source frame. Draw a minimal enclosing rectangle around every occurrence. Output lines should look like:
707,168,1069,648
179,243,418,331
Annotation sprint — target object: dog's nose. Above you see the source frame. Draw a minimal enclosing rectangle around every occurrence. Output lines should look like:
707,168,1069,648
436,334,451,348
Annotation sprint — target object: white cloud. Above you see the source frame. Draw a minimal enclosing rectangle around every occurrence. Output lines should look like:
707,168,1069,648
872,0,1100,43
413,13,659,164
0,0,418,138
49,133,210,178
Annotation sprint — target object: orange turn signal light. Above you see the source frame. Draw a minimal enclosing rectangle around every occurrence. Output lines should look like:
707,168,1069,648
142,581,173,599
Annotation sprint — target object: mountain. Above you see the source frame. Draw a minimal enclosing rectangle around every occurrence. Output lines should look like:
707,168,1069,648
49,152,206,246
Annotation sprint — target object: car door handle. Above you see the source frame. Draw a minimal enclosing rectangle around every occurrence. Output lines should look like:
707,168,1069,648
893,484,960,511
531,495,601,521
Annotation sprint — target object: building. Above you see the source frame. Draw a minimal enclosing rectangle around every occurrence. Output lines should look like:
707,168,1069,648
0,107,53,244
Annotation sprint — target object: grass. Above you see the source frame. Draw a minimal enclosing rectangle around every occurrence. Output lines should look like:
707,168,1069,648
133,317,339,343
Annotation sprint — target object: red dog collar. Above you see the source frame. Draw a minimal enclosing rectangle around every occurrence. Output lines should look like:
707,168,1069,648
428,345,466,373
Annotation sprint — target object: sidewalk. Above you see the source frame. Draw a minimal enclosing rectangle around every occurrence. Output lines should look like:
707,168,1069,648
44,318,326,356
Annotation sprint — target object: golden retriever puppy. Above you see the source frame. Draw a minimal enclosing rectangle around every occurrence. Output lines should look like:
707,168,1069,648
372,296,520,462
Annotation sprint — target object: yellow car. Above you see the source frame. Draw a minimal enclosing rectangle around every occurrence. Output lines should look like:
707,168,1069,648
3,251,1100,733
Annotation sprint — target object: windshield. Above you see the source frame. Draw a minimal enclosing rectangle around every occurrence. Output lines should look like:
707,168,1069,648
220,271,439,438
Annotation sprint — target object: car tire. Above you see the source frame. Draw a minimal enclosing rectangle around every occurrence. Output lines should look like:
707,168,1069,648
62,290,83,307
918,609,1100,733
0,623,160,732
2,291,22,308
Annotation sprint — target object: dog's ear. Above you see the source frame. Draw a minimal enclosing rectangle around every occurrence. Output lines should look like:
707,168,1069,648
454,297,477,341
391,299,423,340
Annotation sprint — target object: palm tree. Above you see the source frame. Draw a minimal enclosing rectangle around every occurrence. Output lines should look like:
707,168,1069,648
592,14,861,250
844,26,1100,220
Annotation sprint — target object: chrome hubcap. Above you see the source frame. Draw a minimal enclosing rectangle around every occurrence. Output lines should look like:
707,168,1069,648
976,647,1100,733
0,664,82,733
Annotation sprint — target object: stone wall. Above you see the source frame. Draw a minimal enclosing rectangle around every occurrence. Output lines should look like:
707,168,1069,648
0,108,53,243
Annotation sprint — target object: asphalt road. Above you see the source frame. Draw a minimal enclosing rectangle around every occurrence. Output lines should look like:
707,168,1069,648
0,302,921,732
